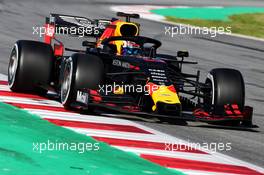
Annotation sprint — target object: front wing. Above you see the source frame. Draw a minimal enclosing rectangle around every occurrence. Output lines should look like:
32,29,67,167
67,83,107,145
74,90,257,129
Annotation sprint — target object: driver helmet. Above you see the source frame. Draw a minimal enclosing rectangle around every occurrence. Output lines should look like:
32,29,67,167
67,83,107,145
121,41,141,56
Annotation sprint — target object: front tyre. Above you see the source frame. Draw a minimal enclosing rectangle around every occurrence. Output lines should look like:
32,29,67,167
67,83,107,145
204,68,245,115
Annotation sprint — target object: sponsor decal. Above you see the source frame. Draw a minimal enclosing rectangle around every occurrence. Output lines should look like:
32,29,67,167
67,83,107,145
112,59,130,68
76,91,89,104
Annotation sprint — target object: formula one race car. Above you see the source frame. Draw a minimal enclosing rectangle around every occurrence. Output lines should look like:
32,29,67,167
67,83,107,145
8,12,255,128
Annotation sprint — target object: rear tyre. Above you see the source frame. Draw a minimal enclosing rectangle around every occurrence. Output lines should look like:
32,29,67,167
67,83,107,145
204,68,245,115
60,53,104,107
8,40,53,93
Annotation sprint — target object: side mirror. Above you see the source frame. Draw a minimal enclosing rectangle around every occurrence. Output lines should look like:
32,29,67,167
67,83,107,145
177,51,189,57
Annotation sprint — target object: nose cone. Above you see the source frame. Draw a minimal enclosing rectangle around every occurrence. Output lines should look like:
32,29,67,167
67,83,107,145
155,102,182,116
147,84,181,112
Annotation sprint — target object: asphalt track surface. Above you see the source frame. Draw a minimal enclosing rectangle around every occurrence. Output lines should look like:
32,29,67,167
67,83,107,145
0,0,263,168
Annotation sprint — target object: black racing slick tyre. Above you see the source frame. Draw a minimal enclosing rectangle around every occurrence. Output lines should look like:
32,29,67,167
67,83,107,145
8,40,53,92
60,53,104,107
204,68,245,115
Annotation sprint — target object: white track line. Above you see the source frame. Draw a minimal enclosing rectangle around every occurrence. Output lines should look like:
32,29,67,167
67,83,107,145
113,146,229,164
172,169,238,175
0,85,10,91
0,96,63,107
29,109,140,125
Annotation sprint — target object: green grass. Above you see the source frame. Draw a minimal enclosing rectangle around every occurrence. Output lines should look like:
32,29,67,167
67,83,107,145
166,13,264,38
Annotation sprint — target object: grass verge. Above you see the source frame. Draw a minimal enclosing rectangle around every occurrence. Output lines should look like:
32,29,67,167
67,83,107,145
166,13,264,38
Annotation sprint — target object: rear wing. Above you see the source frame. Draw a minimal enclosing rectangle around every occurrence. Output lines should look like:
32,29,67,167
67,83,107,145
43,12,140,57
45,14,111,38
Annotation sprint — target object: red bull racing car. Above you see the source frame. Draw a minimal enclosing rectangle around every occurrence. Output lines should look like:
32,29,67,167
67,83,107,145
7,12,256,128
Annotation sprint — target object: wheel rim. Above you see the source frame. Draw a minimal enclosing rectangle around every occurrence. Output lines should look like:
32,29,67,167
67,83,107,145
8,45,18,88
61,58,73,105
204,77,214,111
206,73,215,105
